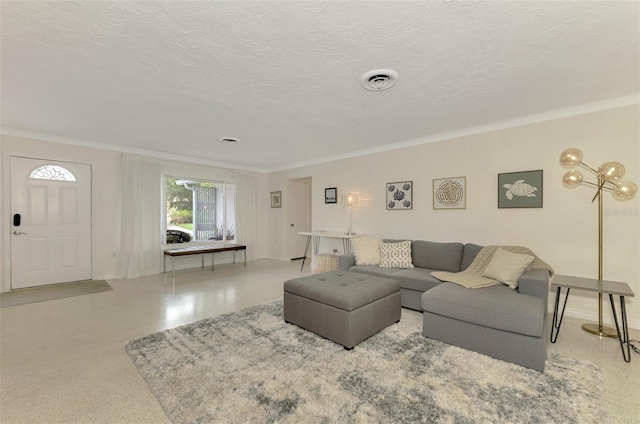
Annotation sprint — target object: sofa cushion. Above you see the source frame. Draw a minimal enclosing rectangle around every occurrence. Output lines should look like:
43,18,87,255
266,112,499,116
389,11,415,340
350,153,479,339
338,253,356,271
380,241,414,269
392,268,442,292
352,237,382,265
383,238,411,243
461,243,484,270
421,283,545,337
349,265,402,279
411,240,464,272
482,248,534,289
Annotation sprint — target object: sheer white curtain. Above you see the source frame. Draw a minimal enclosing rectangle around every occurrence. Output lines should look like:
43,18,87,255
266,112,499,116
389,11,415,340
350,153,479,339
116,154,163,279
234,170,258,261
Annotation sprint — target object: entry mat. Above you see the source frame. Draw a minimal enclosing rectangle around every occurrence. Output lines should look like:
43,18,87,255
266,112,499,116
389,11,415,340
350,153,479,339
0,280,112,308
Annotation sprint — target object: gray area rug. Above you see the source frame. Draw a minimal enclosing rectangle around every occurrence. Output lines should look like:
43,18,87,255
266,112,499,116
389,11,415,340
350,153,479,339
0,280,112,308
126,300,607,424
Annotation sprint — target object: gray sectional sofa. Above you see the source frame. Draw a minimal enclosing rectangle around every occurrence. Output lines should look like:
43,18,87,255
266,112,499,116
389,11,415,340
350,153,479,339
337,240,552,371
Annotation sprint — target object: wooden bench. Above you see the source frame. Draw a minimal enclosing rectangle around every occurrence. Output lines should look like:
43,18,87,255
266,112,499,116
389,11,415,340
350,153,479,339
163,244,247,276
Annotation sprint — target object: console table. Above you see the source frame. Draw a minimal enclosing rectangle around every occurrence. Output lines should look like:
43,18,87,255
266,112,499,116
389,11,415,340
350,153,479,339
298,231,359,271
550,274,634,362
164,244,246,277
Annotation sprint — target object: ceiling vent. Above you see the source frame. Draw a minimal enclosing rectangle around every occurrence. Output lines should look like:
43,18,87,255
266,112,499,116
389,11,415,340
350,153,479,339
360,69,399,91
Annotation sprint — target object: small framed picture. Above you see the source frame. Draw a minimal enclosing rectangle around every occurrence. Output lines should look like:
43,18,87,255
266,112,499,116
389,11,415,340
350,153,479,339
433,177,466,209
498,170,543,208
270,191,282,208
386,181,413,210
325,187,337,204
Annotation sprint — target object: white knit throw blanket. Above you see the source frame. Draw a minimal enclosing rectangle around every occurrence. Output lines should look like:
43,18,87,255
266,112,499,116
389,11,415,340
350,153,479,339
431,245,554,289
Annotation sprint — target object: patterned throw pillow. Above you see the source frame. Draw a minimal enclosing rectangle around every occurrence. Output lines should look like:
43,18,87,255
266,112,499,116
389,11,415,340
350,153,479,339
380,241,414,269
352,237,382,265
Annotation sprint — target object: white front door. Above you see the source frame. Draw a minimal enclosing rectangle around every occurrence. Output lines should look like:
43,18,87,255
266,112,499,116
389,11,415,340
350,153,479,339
10,157,92,289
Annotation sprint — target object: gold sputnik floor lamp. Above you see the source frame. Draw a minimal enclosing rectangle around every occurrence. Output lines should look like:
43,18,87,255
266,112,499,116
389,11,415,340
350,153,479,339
559,148,637,337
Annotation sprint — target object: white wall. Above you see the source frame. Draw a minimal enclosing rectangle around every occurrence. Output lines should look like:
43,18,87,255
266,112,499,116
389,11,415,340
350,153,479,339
3,105,638,328
267,105,640,329
1,135,269,291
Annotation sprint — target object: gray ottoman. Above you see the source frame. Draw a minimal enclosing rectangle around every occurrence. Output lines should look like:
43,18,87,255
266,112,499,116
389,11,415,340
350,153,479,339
284,271,401,349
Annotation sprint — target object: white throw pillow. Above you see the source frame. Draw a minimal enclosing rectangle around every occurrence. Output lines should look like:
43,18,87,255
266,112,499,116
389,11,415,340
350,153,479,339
380,241,414,269
482,248,534,289
352,237,382,265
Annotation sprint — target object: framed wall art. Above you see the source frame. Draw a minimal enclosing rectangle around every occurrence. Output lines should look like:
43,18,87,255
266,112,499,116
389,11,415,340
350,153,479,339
433,177,466,209
270,191,282,208
498,170,543,208
325,187,337,204
386,181,413,210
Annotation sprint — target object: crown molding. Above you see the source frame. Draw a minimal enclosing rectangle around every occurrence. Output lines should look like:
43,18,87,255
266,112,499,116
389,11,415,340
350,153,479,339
3,94,637,174
0,128,269,174
271,94,640,173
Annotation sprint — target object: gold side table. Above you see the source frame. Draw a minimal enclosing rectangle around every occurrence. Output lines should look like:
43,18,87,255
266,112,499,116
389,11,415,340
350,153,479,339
550,274,634,362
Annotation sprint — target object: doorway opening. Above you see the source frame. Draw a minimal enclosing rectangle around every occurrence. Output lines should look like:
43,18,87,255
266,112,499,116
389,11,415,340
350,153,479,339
287,177,312,261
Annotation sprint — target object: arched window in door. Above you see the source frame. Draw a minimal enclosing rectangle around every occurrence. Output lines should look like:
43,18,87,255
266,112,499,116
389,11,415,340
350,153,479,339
29,165,76,181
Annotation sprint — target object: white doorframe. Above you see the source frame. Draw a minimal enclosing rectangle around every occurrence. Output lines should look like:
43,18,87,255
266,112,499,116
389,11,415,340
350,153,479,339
2,153,11,292
286,177,312,261
1,152,94,292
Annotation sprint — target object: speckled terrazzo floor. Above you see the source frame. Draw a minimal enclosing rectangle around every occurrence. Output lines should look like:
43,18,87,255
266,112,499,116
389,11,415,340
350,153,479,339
1,259,638,423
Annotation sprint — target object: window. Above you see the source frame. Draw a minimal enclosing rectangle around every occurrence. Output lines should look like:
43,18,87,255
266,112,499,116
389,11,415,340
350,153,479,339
30,165,76,181
164,176,235,244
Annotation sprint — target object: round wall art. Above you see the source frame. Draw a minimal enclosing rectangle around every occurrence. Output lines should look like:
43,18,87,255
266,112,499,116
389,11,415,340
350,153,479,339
433,177,466,209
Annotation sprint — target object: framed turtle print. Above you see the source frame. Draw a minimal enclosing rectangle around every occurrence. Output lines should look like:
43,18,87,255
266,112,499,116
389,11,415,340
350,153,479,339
498,170,543,208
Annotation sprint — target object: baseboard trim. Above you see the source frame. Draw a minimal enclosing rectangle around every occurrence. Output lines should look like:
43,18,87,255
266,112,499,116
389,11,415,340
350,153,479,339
549,306,639,331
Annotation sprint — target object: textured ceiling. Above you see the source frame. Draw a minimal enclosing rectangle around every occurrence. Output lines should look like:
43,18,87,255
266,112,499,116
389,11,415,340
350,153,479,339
1,1,638,171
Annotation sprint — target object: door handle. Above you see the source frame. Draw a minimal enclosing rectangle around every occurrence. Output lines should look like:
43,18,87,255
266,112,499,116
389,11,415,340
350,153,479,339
13,230,28,236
